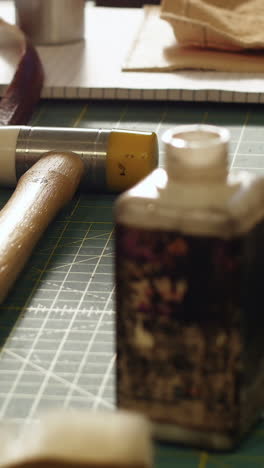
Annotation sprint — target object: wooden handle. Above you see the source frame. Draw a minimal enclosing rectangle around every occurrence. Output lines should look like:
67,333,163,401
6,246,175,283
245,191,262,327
0,151,84,303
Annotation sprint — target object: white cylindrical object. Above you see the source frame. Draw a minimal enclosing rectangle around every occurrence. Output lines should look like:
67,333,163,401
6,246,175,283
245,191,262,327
15,0,85,45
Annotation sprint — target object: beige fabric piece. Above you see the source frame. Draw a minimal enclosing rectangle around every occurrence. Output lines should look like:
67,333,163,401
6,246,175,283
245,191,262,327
161,0,264,51
123,6,264,72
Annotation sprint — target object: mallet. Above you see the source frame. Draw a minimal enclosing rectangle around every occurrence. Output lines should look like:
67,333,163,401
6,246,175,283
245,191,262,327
0,125,158,303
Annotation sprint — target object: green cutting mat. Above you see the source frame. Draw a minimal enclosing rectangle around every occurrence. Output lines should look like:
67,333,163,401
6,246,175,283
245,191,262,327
0,99,264,466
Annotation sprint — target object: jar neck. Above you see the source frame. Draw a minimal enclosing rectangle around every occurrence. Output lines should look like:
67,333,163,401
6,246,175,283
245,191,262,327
166,155,228,183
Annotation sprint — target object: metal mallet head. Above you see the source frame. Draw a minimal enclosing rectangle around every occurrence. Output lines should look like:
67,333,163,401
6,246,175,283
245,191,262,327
0,125,158,192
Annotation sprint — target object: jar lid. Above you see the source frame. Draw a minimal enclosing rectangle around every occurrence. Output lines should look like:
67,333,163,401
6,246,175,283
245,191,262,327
162,124,229,182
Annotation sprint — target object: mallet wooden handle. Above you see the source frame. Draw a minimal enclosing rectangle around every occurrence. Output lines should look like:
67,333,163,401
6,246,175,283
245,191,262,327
0,152,84,303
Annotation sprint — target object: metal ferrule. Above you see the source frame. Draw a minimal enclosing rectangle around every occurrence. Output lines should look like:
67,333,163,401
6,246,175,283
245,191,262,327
15,126,111,192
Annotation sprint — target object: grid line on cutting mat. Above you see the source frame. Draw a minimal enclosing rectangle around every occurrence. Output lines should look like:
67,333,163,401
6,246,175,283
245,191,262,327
0,100,263,467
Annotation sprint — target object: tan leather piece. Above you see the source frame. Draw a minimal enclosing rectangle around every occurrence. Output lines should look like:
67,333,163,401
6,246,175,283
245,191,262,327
123,5,264,72
161,0,264,51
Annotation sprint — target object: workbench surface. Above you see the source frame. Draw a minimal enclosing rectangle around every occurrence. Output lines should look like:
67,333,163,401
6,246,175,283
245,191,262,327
0,99,263,466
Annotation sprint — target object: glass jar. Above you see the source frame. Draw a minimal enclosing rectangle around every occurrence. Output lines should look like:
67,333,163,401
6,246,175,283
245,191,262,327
114,124,264,451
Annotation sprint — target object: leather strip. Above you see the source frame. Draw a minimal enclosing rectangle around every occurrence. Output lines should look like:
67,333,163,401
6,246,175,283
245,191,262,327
0,19,44,126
